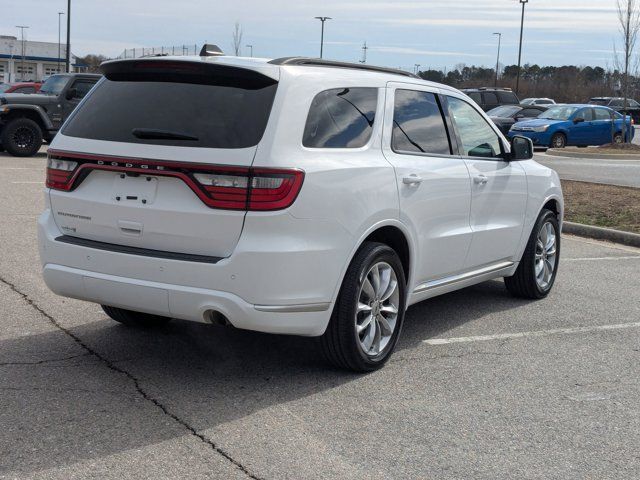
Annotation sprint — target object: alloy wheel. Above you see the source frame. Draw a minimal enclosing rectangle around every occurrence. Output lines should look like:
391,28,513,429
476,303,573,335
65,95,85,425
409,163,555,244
12,127,34,149
534,221,557,290
355,261,400,357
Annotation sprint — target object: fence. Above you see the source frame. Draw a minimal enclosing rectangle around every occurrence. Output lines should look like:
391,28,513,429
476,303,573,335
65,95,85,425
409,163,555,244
118,45,200,59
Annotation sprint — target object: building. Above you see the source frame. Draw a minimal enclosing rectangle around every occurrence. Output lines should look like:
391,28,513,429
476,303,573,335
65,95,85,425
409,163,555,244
0,35,87,83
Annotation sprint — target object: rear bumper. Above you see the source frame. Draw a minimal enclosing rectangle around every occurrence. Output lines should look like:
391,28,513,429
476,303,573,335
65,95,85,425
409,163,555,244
38,208,352,336
41,263,331,335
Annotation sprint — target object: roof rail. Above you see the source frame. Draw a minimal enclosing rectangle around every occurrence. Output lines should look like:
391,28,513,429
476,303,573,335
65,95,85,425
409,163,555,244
268,57,420,79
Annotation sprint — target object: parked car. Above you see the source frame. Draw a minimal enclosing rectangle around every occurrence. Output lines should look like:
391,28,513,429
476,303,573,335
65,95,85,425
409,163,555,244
588,96,640,123
0,73,100,156
509,104,633,148
487,104,549,135
521,97,556,106
460,87,520,111
38,52,563,372
0,82,42,94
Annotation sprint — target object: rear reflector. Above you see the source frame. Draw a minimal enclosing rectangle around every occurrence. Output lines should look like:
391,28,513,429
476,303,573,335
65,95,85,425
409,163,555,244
46,150,304,211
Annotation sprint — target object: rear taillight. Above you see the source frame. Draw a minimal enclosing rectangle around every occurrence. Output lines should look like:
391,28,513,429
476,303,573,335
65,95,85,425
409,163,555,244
192,168,304,210
46,156,78,190
45,151,304,211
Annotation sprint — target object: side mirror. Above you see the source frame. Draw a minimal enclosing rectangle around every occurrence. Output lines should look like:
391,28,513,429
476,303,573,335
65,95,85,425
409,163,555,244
573,117,585,124
65,88,77,100
509,135,534,161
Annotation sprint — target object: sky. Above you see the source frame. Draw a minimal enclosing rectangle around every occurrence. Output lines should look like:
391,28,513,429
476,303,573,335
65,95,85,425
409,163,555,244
0,0,626,71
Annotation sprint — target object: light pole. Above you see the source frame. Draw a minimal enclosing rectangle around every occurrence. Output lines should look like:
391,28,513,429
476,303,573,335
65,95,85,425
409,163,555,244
493,32,502,87
15,25,28,81
314,17,331,58
246,44,253,57
65,0,71,72
58,12,64,73
414,64,421,75
516,0,529,94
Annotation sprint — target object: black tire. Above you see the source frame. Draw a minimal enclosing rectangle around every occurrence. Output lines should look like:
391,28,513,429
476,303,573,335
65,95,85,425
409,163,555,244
613,132,624,144
319,242,407,372
505,209,560,299
101,305,171,327
1,117,43,157
550,132,566,149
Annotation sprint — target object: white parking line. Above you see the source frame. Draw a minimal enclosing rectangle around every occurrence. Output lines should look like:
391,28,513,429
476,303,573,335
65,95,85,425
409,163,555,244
424,322,640,345
564,256,640,261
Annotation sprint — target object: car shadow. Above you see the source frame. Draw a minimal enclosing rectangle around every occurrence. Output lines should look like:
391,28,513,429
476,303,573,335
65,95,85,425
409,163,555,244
1,279,527,476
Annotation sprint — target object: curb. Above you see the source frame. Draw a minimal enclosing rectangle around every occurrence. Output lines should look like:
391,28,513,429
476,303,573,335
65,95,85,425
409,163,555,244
546,149,640,160
563,222,640,248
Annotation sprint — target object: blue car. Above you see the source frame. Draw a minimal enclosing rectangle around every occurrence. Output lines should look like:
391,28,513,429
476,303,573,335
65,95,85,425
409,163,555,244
508,104,634,148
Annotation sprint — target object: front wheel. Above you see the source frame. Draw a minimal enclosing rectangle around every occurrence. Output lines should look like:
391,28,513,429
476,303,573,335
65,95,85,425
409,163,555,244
1,118,43,157
613,132,624,144
319,242,406,372
550,133,566,149
505,209,560,299
102,305,172,327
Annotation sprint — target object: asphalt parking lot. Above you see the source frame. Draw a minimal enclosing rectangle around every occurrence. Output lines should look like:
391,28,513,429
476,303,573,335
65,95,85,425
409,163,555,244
1,151,639,479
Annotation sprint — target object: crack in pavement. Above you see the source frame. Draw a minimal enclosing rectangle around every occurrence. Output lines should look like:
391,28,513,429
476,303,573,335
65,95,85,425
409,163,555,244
0,276,264,480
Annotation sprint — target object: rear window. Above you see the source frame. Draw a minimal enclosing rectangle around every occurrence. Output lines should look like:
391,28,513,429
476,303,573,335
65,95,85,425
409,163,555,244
497,91,519,104
303,87,378,148
63,63,278,149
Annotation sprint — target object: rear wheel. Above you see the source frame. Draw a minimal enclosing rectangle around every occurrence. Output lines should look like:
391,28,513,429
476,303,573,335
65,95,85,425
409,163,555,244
550,132,566,149
319,242,406,372
505,209,560,299
101,305,172,327
1,117,43,157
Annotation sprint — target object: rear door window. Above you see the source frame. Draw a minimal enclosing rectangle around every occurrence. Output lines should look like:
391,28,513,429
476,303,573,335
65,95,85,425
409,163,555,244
71,79,97,99
483,92,498,105
391,90,451,155
63,64,278,149
594,108,612,120
497,91,519,104
303,87,378,148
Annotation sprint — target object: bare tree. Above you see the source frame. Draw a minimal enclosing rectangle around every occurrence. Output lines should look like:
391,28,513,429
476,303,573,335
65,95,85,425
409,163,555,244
232,22,243,56
615,0,640,143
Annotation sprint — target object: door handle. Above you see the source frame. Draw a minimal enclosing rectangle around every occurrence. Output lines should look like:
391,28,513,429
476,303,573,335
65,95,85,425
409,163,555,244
403,174,424,185
473,174,488,185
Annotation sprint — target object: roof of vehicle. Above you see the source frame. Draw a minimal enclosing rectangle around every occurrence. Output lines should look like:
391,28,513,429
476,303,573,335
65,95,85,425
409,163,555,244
101,54,461,93
8,81,42,86
461,87,515,92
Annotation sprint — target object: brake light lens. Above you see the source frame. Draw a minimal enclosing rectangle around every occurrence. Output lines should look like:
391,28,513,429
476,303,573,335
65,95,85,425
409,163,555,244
46,156,78,190
45,151,304,211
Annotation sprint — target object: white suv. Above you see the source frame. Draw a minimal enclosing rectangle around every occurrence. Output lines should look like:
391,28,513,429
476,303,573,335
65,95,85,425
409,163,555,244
38,53,563,371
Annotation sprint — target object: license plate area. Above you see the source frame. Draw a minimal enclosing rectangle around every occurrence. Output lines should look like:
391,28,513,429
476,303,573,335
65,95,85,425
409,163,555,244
112,173,158,205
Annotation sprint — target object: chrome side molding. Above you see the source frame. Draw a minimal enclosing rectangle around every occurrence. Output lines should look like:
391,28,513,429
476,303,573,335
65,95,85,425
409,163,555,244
413,261,514,294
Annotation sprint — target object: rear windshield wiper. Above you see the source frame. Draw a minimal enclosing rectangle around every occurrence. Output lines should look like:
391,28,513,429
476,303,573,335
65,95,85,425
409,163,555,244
132,128,199,141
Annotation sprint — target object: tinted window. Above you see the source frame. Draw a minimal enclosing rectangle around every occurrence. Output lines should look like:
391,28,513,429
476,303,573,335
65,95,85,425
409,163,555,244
71,80,97,99
483,92,498,104
447,97,502,158
594,108,612,120
63,70,278,149
497,91,519,104
535,99,553,104
520,108,543,118
392,90,450,155
468,92,482,104
610,99,623,107
303,88,377,148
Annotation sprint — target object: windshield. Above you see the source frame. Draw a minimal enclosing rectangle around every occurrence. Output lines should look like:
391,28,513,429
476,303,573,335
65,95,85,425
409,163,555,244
0,84,10,93
487,105,520,117
39,75,68,95
540,106,578,121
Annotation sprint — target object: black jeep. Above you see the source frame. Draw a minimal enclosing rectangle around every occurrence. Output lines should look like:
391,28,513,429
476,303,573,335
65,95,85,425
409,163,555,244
0,73,101,157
